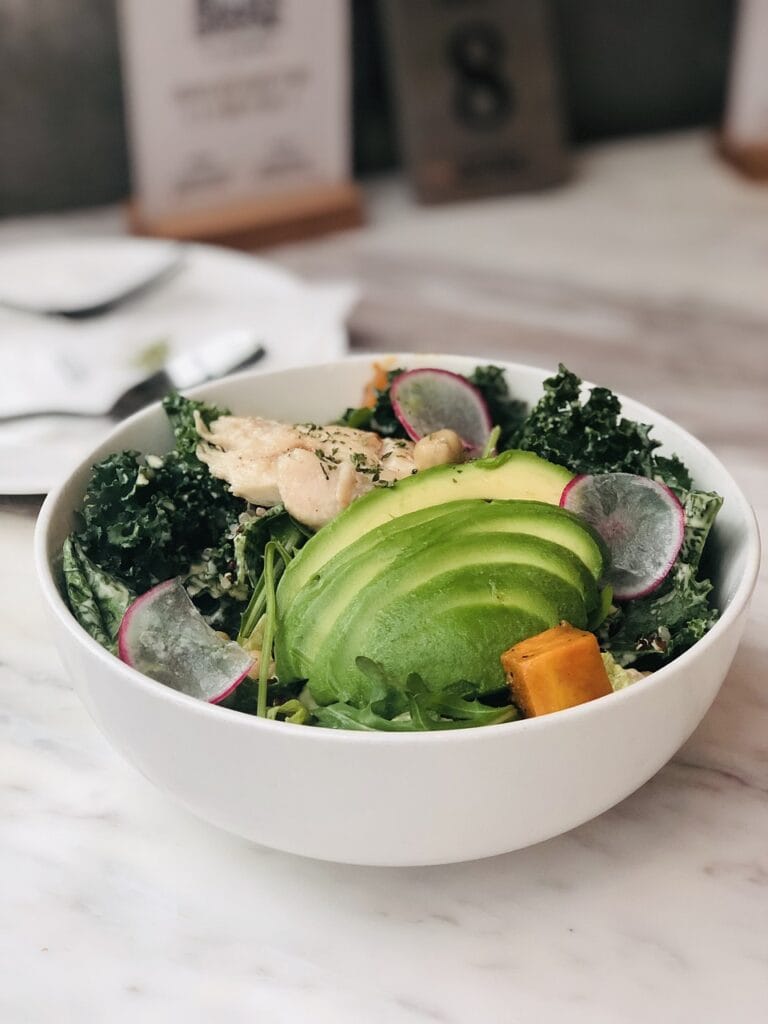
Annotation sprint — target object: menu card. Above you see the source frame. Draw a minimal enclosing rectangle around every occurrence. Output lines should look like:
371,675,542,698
118,0,360,242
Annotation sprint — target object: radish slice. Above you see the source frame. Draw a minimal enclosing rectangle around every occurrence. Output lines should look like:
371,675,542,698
390,368,492,453
560,473,685,601
118,579,253,703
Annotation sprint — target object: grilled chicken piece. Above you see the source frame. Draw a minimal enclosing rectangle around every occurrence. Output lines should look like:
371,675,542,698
195,414,463,530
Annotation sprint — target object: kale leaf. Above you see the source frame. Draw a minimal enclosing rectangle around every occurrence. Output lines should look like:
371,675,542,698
653,455,692,491
515,364,668,477
676,488,724,570
511,365,723,668
74,397,244,595
73,393,310,646
187,504,309,635
598,563,718,666
599,487,723,667
62,537,134,652
162,391,229,455
467,365,527,450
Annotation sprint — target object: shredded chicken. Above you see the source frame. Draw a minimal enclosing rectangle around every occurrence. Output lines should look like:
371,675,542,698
195,413,464,530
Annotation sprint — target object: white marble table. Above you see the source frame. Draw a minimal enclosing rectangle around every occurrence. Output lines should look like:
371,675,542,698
2,132,767,1023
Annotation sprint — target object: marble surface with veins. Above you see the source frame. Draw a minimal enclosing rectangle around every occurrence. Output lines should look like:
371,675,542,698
2,132,767,1023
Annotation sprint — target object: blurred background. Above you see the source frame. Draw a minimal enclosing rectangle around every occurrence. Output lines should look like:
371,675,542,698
0,0,767,495
0,0,745,212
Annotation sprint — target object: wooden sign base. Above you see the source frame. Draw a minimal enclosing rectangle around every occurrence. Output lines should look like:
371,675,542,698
719,138,768,181
128,181,364,250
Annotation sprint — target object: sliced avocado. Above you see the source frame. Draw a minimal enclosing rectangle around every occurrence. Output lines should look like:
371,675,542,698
277,449,573,612
310,562,586,705
276,504,467,679
275,500,602,681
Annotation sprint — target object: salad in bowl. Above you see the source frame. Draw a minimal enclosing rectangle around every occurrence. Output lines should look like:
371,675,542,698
35,355,758,863
59,360,723,732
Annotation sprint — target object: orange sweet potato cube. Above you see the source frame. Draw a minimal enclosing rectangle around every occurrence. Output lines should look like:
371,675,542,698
500,623,612,717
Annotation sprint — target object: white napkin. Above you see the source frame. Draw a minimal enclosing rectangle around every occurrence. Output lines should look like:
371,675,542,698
0,239,358,493
0,281,356,417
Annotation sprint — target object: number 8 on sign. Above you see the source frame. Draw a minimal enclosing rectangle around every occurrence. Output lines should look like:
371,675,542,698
447,22,513,131
383,0,569,202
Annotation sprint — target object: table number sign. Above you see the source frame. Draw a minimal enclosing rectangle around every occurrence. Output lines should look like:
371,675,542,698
118,0,362,247
382,0,569,203
722,0,768,179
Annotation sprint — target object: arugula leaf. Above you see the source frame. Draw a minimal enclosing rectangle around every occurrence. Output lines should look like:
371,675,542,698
227,675,305,716
266,699,311,725
311,657,518,731
237,513,307,643
235,505,310,590
62,537,134,652
312,703,418,732
353,656,409,717
313,698,517,732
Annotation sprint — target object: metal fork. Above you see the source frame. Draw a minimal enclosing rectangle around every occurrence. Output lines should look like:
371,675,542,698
0,332,266,423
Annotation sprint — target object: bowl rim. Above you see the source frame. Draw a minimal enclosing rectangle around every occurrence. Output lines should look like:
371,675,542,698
34,354,762,746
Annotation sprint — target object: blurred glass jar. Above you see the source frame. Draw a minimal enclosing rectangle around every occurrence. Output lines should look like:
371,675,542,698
0,0,129,215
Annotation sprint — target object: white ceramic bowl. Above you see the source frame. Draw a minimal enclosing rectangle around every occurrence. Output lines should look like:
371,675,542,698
35,356,760,866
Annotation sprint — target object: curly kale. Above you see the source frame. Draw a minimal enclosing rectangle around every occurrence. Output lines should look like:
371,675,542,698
598,487,723,667
509,365,723,668
515,364,665,478
68,394,310,641
162,391,229,455
73,396,245,596
467,365,527,450
186,504,309,635
598,563,718,666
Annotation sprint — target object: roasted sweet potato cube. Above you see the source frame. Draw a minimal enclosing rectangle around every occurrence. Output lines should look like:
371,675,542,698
501,623,612,717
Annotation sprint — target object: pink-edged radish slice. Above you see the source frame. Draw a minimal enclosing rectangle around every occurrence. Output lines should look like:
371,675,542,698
118,579,253,703
390,368,492,454
560,473,685,601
